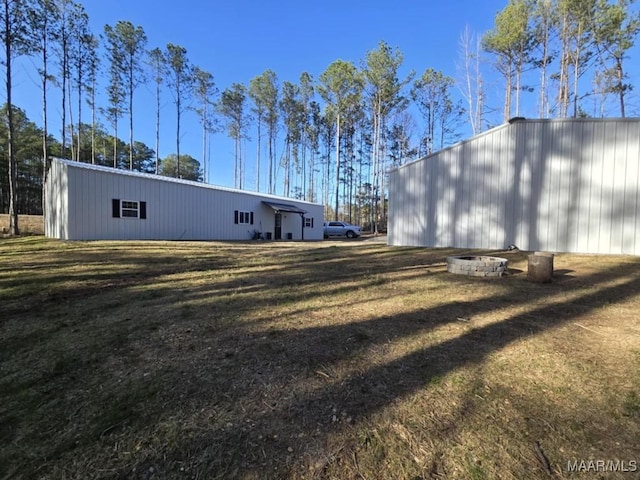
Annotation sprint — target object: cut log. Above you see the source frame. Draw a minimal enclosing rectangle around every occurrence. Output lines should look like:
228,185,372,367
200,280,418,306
528,252,554,283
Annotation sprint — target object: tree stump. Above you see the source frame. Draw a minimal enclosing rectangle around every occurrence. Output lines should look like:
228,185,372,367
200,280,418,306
528,252,554,283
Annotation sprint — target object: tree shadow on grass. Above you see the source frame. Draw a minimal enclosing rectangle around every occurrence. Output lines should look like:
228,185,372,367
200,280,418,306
2,242,639,479
108,264,640,479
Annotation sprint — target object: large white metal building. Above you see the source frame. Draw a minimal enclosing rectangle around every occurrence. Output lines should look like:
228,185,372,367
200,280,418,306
45,158,324,241
389,118,640,255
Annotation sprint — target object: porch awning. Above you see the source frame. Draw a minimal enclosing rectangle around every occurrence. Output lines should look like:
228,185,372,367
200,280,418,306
262,201,307,214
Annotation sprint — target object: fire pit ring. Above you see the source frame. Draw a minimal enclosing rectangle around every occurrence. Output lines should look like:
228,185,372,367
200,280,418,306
446,255,509,277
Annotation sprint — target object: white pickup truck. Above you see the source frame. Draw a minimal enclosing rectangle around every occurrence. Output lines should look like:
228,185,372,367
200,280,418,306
323,221,362,239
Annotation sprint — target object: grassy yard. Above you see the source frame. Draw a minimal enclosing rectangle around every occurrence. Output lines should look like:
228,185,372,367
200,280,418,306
1,236,639,479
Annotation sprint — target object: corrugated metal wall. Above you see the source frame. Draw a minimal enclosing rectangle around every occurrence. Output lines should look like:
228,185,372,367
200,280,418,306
45,158,324,241
389,118,640,255
44,159,69,239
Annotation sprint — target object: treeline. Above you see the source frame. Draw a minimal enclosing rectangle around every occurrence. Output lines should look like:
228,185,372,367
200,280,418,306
480,0,639,122
2,0,639,235
0,104,202,215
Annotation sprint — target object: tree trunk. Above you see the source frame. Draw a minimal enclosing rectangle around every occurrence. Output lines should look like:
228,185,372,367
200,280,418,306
572,41,582,117
61,34,67,158
334,113,340,221
176,77,181,177
255,114,261,191
616,58,625,118
559,16,570,117
67,71,75,160
113,115,118,168
41,36,49,215
91,80,96,164
4,0,19,235
371,104,381,234
202,108,207,182
269,128,275,194
539,27,549,118
155,80,160,173
77,53,82,162
129,66,134,170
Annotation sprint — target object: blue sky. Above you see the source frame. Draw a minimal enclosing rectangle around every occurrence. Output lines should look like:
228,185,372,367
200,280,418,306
10,0,579,189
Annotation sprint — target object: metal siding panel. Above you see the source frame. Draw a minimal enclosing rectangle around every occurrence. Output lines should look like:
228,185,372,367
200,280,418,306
388,169,396,244
457,142,470,248
506,123,523,249
435,152,446,246
527,123,545,251
405,163,413,244
610,122,627,254
112,173,122,240
387,119,640,254
428,154,438,245
450,147,461,247
418,160,427,246
627,122,640,255
589,122,606,253
399,164,410,245
86,168,98,239
460,142,470,248
77,168,88,239
62,165,74,239
478,130,494,248
574,122,588,253
472,135,482,248
541,122,559,251
556,121,574,252
389,169,397,244
465,137,476,248
415,161,422,246
408,162,416,244
67,166,81,239
495,125,514,249
435,152,445,246
599,122,615,252
45,159,67,238
622,122,640,254
514,122,535,251
392,168,403,245
447,148,457,246
85,168,94,239
574,122,592,254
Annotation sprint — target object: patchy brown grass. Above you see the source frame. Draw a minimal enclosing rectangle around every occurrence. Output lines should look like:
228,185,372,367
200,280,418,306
1,236,639,479
0,214,44,235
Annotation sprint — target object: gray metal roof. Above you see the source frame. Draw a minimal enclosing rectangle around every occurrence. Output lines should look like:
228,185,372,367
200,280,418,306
262,201,307,214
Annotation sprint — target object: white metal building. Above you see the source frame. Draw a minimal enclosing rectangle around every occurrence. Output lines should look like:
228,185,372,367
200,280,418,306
389,118,640,255
45,158,324,241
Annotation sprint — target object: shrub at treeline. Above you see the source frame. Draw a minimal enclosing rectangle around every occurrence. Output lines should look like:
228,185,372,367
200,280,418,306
2,0,639,231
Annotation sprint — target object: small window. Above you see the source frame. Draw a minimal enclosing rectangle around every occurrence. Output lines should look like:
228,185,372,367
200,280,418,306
304,217,314,228
121,200,139,218
234,210,254,225
112,199,146,219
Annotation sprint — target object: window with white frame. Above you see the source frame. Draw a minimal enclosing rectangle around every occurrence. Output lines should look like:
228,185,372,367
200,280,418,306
234,210,254,225
121,200,139,218
112,199,147,219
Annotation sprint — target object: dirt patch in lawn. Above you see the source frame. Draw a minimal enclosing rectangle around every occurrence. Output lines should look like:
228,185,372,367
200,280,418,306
1,237,639,479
